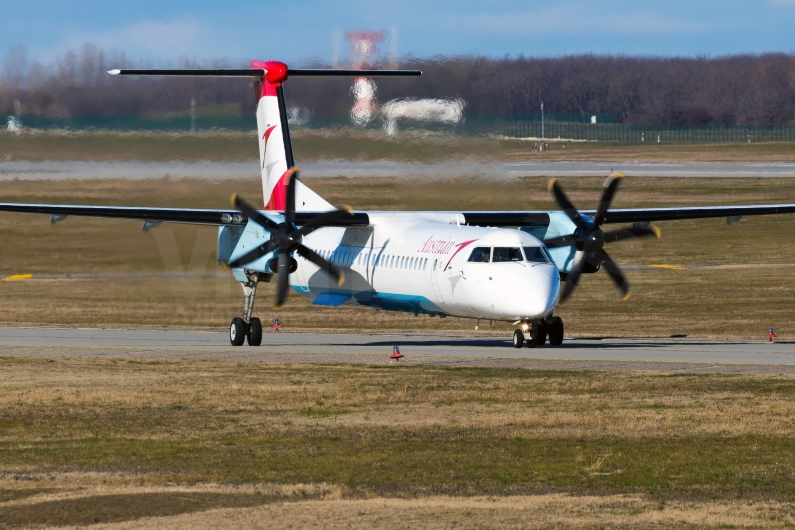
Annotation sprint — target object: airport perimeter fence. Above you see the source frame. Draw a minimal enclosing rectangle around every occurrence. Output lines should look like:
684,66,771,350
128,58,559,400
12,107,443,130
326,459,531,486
7,113,795,143
505,120,795,143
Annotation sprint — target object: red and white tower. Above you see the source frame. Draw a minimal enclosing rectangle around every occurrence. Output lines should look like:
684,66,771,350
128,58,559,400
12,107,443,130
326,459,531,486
346,30,385,126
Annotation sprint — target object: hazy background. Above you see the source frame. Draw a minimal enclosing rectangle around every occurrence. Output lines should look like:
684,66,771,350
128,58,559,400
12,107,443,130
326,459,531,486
4,0,795,62
3,2,795,132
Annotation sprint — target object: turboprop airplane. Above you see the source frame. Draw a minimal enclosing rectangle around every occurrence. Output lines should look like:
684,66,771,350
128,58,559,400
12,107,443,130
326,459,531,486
3,60,795,348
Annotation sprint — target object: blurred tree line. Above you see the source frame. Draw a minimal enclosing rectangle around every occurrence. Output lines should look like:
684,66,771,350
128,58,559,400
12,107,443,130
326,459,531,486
2,43,795,126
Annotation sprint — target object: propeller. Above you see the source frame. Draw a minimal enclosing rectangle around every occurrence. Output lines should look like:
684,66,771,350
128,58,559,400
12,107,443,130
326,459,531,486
225,167,352,310
544,173,660,303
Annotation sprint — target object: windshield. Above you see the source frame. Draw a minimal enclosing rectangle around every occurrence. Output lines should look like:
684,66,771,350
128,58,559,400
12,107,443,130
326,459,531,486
524,246,552,264
467,247,491,263
492,247,524,262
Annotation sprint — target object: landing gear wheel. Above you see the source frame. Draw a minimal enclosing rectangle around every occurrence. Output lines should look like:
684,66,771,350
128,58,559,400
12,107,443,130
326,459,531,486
548,318,564,346
230,317,245,346
247,317,262,346
531,322,547,346
513,329,525,348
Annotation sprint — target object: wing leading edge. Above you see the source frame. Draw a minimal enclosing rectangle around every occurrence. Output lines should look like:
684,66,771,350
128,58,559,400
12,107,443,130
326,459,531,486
2,203,794,228
462,204,795,227
0,204,370,227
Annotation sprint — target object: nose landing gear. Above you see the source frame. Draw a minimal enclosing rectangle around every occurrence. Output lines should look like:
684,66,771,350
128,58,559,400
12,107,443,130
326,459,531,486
512,329,525,348
512,317,564,348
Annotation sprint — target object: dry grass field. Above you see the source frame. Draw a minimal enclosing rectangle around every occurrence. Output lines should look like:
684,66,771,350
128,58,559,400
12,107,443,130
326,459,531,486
1,358,795,528
6,128,795,163
1,175,795,337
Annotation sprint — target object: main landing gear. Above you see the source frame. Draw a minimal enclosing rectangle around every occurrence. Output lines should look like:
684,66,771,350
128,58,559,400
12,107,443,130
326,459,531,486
229,271,270,347
513,317,564,348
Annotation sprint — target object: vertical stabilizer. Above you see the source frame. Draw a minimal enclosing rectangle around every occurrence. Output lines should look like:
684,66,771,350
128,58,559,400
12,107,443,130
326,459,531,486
252,60,332,212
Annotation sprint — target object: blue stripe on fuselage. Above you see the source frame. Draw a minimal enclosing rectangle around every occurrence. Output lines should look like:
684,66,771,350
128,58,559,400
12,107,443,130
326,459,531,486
291,285,444,315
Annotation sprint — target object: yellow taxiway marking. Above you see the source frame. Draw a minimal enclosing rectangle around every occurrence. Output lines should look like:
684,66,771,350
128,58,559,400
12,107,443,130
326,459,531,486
2,274,33,281
648,264,688,271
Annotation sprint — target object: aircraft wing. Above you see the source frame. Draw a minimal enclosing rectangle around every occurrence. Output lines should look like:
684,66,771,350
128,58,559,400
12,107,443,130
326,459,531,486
0,203,370,227
2,202,794,228
462,204,795,227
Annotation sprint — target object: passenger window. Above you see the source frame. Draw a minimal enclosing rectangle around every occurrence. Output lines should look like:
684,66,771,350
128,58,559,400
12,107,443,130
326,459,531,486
467,247,491,263
492,247,523,262
524,246,551,264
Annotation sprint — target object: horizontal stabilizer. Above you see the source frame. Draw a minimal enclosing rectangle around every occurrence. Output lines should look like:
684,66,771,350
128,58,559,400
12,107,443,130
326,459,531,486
108,68,421,77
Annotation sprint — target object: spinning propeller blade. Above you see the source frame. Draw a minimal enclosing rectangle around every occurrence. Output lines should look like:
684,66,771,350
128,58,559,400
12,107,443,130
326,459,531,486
593,172,623,226
547,175,660,303
223,168,352,309
548,179,588,231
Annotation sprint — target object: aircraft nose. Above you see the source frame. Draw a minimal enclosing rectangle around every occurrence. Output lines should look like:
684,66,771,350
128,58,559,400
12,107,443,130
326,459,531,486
527,265,560,317
463,262,560,319
513,264,560,318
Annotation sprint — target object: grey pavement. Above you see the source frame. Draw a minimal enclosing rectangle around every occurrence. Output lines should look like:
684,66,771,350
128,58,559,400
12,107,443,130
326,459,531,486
504,161,795,177
0,326,794,367
5,161,795,181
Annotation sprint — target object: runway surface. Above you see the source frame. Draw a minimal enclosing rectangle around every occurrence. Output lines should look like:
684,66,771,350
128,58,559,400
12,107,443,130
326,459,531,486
4,160,795,180
1,326,794,373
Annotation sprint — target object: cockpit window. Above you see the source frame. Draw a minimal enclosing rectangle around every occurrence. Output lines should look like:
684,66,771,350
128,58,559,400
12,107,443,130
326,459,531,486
467,247,491,263
492,247,523,262
524,246,552,264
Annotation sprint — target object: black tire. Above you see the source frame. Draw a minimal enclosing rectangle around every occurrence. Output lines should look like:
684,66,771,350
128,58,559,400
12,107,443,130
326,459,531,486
513,329,524,348
230,317,245,346
531,323,547,346
247,317,262,346
548,319,564,346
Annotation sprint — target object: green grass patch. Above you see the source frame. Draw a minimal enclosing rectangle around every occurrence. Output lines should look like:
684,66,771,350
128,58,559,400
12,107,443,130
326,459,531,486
0,492,282,528
0,434,792,501
1,358,795,503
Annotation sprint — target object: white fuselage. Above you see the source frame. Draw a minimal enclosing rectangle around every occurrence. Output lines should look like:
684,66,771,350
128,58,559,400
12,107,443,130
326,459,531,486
290,212,560,321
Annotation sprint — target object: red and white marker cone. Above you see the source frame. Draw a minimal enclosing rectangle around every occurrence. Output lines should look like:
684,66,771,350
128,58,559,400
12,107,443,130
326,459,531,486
391,346,404,362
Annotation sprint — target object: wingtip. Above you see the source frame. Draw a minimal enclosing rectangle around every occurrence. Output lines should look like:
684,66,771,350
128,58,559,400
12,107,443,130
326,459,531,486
547,178,558,192
337,271,345,286
623,290,632,301
230,193,238,207
341,204,354,215
107,69,120,76
273,304,284,311
612,171,625,178
220,262,231,271
651,225,661,239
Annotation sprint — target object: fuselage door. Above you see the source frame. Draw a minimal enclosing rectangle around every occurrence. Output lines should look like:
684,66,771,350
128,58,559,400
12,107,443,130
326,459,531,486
430,258,445,304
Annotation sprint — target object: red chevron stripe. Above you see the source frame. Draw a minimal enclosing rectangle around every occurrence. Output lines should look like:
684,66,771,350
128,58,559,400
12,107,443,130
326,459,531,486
265,169,292,211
